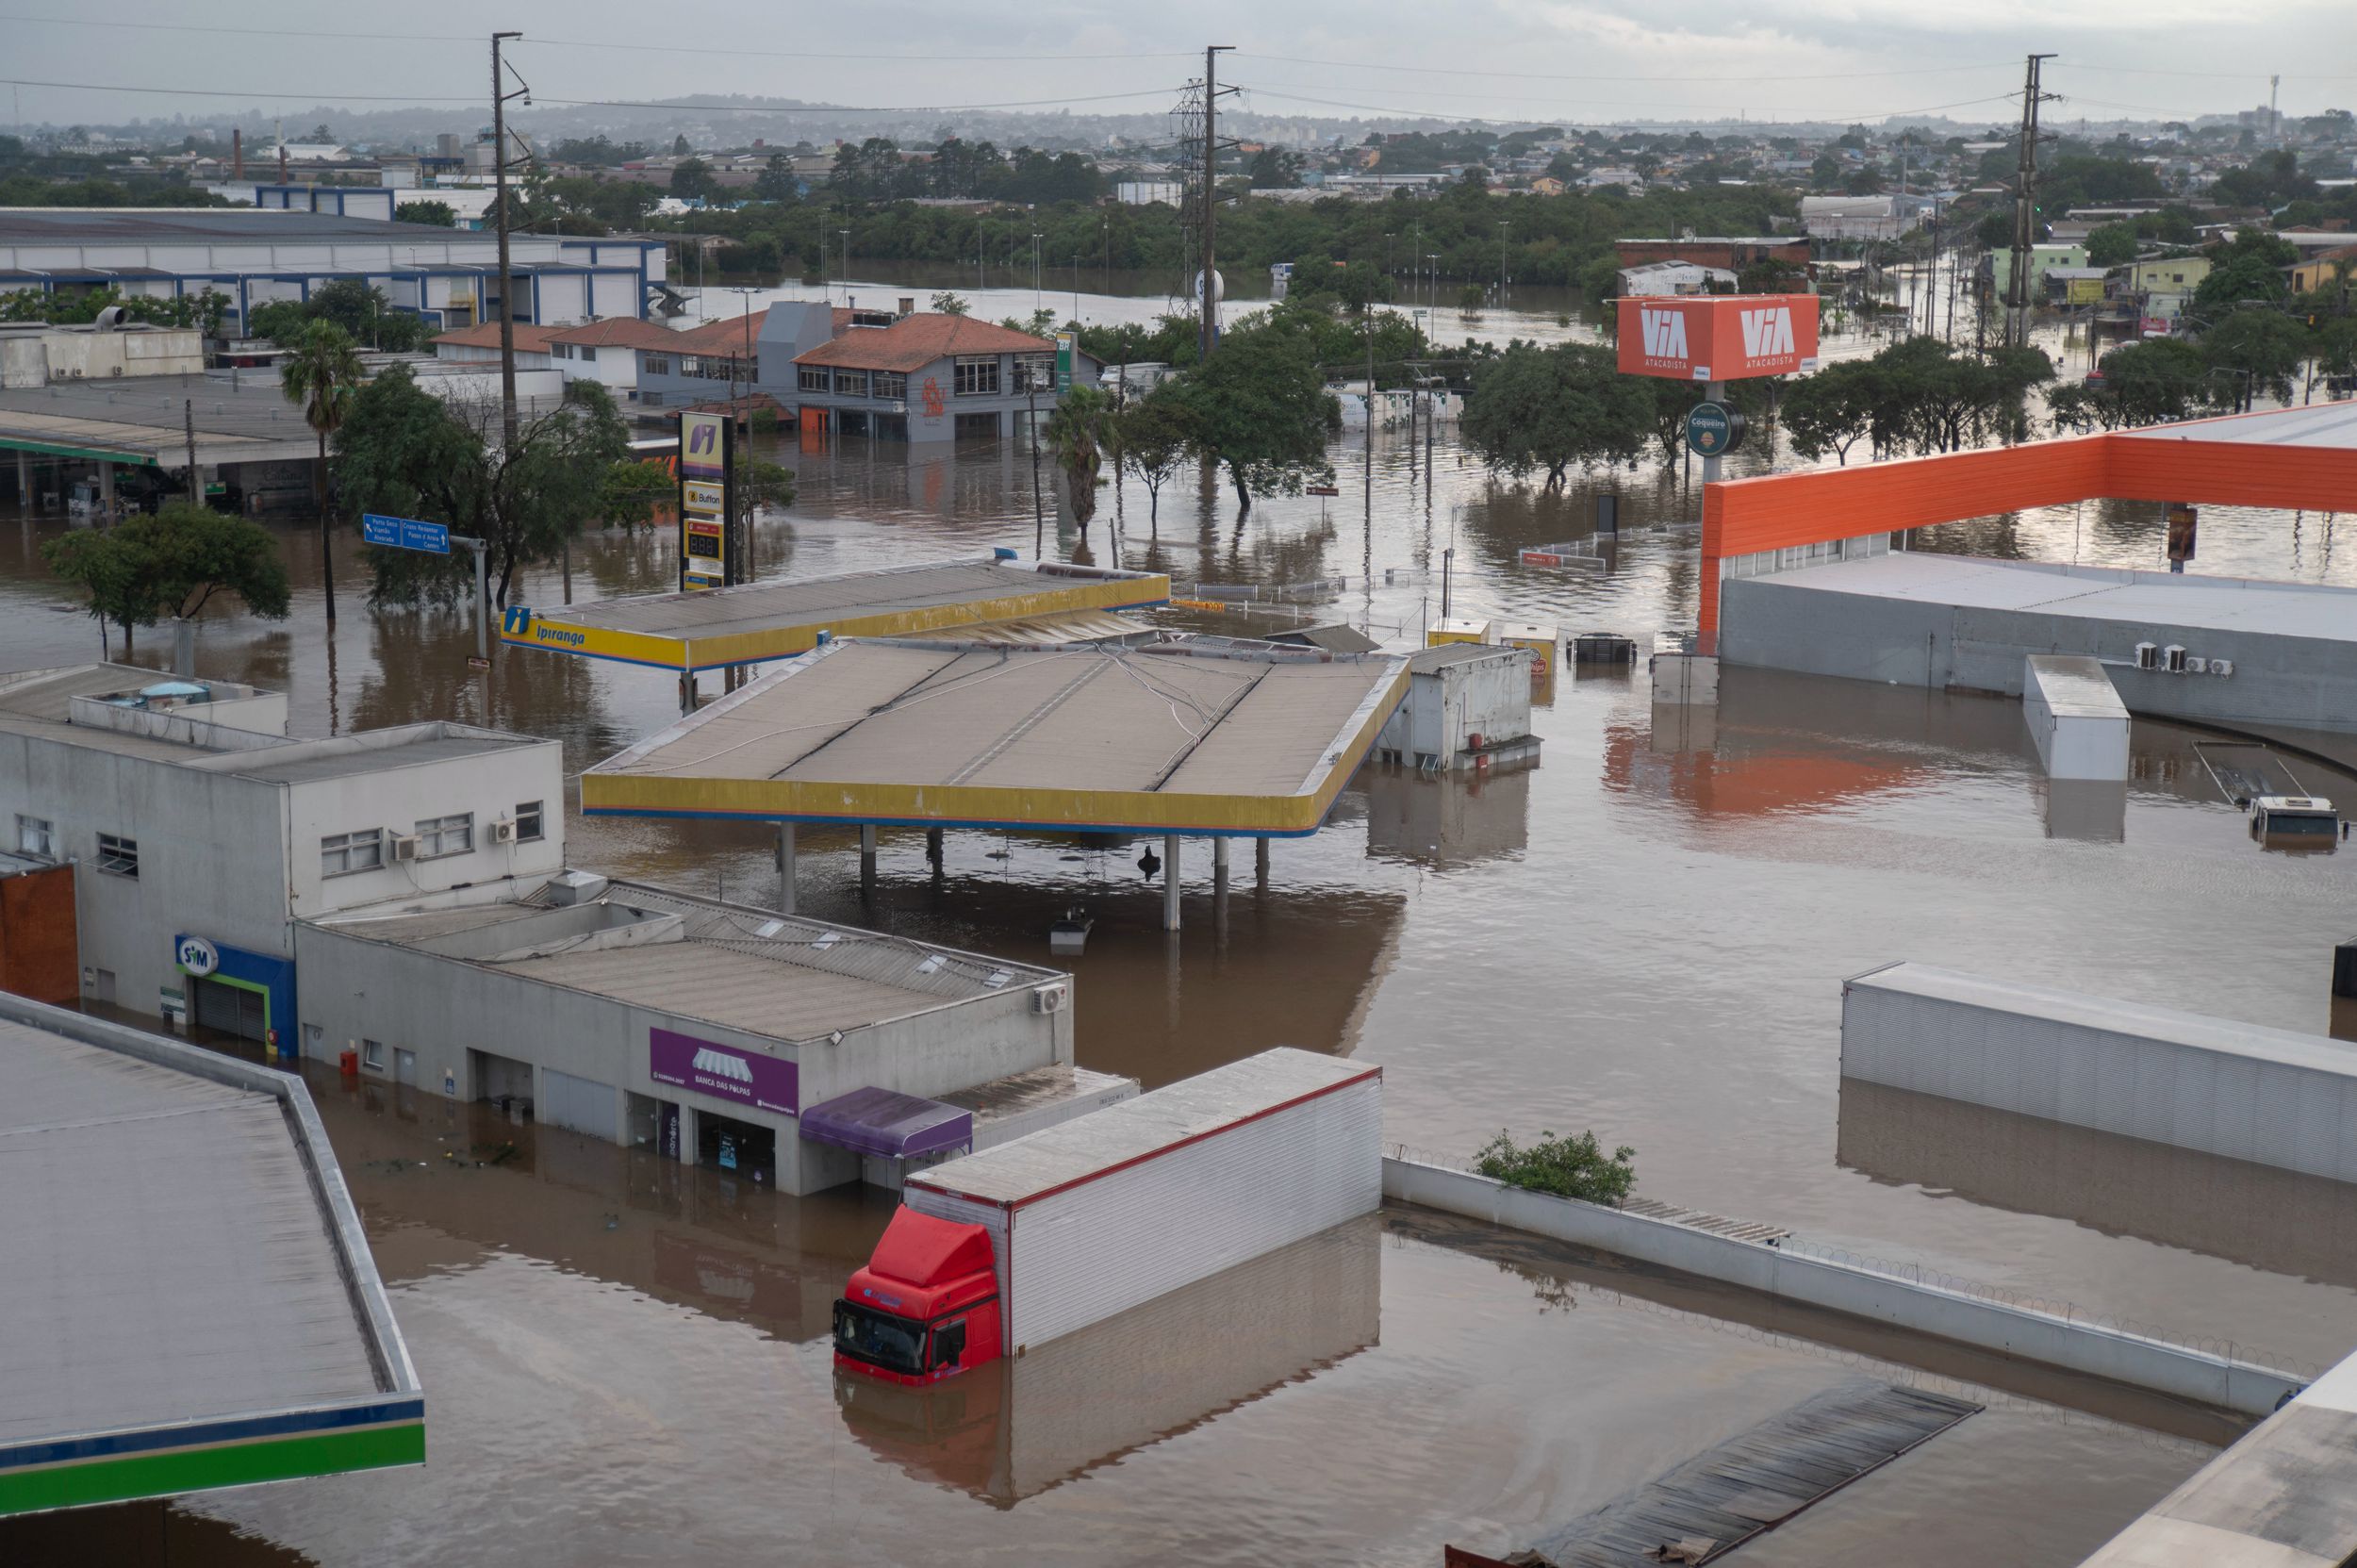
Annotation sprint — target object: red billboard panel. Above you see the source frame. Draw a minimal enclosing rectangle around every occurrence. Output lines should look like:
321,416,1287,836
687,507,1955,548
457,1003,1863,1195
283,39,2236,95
1615,293,1821,382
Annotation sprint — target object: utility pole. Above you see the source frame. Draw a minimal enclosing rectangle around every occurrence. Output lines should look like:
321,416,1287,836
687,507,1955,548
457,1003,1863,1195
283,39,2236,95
491,32,524,455
2269,74,2281,145
2005,53,2057,351
1200,44,1234,361
1497,220,1509,298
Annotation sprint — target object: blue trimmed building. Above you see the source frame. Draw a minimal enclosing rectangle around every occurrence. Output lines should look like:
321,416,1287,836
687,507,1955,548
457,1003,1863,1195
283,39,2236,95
0,207,668,338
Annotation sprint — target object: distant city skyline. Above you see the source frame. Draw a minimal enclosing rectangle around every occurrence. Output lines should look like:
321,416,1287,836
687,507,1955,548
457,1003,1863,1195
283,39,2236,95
3,1,2352,132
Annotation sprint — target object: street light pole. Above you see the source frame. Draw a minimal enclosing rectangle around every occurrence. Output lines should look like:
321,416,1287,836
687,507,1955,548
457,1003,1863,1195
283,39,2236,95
1027,382,1044,555
489,31,524,456
1031,231,1043,315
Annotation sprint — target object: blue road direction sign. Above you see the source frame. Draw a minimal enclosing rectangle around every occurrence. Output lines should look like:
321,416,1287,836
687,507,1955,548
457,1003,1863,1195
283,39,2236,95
361,513,452,555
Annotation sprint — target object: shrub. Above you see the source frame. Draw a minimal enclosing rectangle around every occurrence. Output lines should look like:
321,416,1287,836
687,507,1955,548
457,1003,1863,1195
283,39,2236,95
1474,1129,1636,1206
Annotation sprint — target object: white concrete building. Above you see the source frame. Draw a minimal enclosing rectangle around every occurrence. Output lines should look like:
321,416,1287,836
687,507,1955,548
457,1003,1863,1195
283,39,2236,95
0,663,562,1048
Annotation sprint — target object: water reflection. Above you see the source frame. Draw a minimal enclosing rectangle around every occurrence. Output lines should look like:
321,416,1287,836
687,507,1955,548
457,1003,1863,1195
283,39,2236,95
835,1217,1380,1508
1364,764,1532,868
1838,1079,2357,1296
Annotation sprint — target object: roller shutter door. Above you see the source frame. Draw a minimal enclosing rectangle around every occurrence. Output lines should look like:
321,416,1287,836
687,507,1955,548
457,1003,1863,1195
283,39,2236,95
540,1067,617,1140
194,978,266,1043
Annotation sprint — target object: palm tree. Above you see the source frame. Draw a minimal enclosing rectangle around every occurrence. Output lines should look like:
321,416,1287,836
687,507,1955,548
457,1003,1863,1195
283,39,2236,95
1043,386,1110,534
279,319,363,621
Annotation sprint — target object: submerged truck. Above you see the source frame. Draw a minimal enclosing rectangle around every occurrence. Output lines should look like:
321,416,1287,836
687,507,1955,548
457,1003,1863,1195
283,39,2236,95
832,1047,1381,1384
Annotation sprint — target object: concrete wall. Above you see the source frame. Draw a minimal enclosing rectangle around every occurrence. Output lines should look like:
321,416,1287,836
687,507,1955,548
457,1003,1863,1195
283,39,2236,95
274,739,565,916
1383,1154,2302,1416
0,728,291,1020
290,917,1071,1196
1722,566,2357,733
0,326,204,386
1841,962,2357,1185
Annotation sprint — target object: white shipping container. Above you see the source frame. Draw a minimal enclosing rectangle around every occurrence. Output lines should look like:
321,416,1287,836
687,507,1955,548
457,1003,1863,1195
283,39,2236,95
903,1048,1381,1354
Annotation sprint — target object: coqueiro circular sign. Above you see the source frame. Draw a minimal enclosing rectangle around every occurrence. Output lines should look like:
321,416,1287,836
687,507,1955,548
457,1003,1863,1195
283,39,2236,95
1685,401,1746,457
175,934,220,977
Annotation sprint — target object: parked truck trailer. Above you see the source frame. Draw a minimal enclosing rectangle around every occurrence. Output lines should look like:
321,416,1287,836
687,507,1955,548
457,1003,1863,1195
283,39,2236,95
832,1048,1381,1381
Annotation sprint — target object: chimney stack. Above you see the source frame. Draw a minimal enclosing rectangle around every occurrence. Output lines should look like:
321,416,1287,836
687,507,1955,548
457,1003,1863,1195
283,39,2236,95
898,296,915,319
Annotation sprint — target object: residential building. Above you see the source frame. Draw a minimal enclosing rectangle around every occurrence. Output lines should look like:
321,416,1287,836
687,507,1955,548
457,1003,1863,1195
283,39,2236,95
2109,256,2214,324
545,316,687,402
1989,242,2090,301
1528,176,1567,197
789,305,1102,443
0,208,668,338
2292,244,2357,293
0,662,562,1048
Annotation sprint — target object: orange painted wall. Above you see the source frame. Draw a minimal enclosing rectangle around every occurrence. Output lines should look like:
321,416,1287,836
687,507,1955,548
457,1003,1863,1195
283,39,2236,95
1699,428,2357,636
0,865,78,1006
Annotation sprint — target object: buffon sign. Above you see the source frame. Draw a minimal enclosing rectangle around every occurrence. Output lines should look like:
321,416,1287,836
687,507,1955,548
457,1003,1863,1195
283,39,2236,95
1616,293,1820,382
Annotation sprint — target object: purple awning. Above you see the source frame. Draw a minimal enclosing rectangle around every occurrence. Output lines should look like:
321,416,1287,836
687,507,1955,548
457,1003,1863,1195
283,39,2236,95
798,1086,973,1160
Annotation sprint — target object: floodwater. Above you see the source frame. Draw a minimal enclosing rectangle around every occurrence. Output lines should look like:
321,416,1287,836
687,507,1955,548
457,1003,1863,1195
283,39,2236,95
7,389,2355,1561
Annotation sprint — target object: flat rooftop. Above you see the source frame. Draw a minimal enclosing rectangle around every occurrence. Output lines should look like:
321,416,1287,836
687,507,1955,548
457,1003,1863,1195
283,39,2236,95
500,558,1171,672
580,636,1410,836
909,1048,1377,1208
1747,553,2357,645
0,206,517,246
2025,655,2127,718
2117,399,2357,452
0,997,420,1516
312,877,1064,1044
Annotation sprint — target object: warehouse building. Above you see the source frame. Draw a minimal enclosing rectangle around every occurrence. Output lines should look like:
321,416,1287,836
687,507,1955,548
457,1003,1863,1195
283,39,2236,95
0,207,668,337
294,874,1109,1195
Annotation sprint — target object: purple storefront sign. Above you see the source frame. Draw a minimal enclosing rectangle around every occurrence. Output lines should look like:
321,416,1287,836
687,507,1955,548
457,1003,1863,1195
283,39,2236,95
649,1028,798,1116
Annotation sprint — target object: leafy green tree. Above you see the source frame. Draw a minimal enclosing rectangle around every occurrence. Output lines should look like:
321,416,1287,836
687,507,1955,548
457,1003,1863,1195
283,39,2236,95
753,153,799,205
669,157,717,203
1247,147,1302,190
401,199,458,228
930,290,970,316
2209,150,2320,209
1475,1129,1636,1206
247,298,310,345
279,320,363,619
1112,393,1199,532
2048,338,2210,431
1461,341,1648,487
1161,312,1338,513
2200,309,2310,410
2085,223,2139,269
333,368,633,606
1781,358,1879,465
41,502,289,656
2194,230,2299,311
1043,386,1112,531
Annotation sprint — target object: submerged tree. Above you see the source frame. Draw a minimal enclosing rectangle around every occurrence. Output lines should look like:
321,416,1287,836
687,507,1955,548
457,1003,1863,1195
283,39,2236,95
1160,311,1336,514
1460,340,1648,487
1043,385,1112,531
42,502,290,656
278,320,363,620
1112,393,1199,532
333,367,634,607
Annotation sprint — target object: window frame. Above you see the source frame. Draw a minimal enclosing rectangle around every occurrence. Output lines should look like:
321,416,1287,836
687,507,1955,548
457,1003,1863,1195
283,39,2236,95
413,813,474,860
872,370,908,401
320,828,386,878
16,813,53,859
515,801,545,843
643,353,672,377
95,832,139,878
832,367,869,398
1012,355,1055,393
362,1038,385,1071
952,355,1001,396
798,365,831,393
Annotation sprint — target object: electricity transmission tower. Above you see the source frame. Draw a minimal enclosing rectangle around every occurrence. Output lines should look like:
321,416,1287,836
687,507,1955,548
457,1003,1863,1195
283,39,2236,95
2003,53,2059,351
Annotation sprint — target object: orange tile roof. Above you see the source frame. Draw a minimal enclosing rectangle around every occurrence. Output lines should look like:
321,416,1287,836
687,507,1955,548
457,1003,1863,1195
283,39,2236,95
656,306,856,358
794,314,1055,373
545,317,687,351
431,320,558,353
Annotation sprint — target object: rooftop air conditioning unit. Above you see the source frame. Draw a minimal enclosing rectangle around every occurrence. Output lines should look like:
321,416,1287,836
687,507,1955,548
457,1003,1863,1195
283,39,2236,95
2185,655,2208,674
2165,645,2187,673
489,817,518,845
1031,982,1070,1015
2211,658,2234,677
2134,642,2158,669
389,834,421,862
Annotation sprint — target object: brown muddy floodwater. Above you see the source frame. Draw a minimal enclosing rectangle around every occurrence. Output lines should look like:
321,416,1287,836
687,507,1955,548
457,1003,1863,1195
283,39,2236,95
5,411,2354,1564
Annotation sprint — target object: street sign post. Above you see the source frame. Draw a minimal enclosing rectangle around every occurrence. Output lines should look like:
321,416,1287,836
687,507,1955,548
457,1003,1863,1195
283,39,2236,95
359,513,487,664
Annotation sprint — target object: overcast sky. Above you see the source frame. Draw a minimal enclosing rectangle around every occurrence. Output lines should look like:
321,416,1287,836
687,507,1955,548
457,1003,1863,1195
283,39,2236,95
4,1,2353,131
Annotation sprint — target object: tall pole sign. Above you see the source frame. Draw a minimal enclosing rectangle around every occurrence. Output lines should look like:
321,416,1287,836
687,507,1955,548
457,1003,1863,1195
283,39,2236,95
679,411,733,592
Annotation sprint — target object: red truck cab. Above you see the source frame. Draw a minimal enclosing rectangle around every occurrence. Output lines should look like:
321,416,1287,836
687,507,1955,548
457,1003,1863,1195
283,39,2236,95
833,1207,1002,1384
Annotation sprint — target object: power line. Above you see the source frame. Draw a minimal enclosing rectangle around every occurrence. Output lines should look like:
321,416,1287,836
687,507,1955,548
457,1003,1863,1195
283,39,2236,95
0,77,1187,115
1239,52,2024,85
1233,85,2023,125
0,13,1194,62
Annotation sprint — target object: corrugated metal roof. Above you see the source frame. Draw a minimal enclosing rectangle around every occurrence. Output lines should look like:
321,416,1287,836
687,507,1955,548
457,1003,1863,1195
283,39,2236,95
532,559,1154,640
1848,962,2357,1079
315,878,1062,1044
908,1048,1377,1207
585,640,1409,832
0,1016,387,1448
2117,400,2357,451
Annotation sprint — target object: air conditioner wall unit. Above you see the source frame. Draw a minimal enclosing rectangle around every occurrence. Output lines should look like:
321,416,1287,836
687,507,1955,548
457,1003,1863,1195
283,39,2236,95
489,817,517,845
389,834,421,862
2134,641,2158,669
1032,982,1070,1015
2164,644,2187,673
